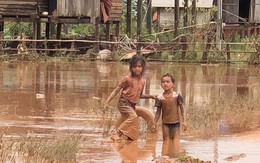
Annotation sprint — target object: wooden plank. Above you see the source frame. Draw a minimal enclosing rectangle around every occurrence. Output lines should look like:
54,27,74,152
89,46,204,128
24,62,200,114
4,0,39,1
110,10,122,14
112,0,122,2
0,10,36,14
57,0,99,19
223,0,239,23
109,0,123,21
255,0,260,23
0,2,37,5
111,6,123,10
112,3,123,7
0,5,36,9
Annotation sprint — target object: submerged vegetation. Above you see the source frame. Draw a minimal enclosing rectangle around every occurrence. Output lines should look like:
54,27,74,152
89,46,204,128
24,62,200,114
188,94,260,138
0,134,80,163
79,92,260,140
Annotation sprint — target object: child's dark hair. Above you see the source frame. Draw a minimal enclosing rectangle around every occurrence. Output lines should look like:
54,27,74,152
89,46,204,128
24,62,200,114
129,55,146,76
161,73,175,83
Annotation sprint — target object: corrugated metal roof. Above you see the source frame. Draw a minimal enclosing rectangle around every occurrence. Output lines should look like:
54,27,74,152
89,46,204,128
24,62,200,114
152,0,213,8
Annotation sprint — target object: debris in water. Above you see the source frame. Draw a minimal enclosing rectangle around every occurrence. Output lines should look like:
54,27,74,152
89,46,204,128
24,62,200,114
36,93,45,99
224,153,246,161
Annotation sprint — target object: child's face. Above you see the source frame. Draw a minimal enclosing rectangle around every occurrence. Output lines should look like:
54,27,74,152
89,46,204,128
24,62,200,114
161,76,174,91
132,61,143,76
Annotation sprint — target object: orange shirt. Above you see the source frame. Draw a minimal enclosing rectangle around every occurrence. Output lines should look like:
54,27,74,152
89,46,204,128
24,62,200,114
155,91,183,124
118,75,145,104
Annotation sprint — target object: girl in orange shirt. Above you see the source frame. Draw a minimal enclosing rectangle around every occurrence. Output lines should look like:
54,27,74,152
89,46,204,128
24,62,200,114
104,55,155,141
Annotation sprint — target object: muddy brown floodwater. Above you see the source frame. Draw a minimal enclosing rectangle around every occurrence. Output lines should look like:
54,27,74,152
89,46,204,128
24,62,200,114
0,61,259,163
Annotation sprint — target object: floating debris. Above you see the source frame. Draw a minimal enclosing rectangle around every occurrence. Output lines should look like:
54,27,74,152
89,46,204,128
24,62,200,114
224,153,246,161
36,93,45,99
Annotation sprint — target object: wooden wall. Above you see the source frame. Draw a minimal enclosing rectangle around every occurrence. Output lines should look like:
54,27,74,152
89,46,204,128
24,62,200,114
157,8,211,29
223,0,239,23
0,0,48,16
0,0,123,23
253,0,260,23
109,0,123,22
56,0,99,23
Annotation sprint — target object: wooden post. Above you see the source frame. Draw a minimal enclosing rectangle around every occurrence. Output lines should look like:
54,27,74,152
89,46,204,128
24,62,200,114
184,0,188,27
254,27,257,36
126,0,132,38
216,0,222,50
251,0,255,22
247,28,250,36
105,23,111,49
70,41,76,55
191,0,197,58
56,23,62,39
183,0,188,61
94,16,100,60
32,21,37,49
45,22,50,39
202,35,212,63
94,22,100,51
226,43,231,64
50,23,55,38
181,36,187,60
192,0,197,27
37,22,41,39
147,0,152,34
0,21,4,33
115,21,120,52
137,0,142,55
44,40,48,56
156,8,160,32
0,21,3,41
174,0,180,38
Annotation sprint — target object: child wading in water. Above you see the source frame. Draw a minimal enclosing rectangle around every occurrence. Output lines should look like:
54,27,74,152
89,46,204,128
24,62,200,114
154,73,187,158
104,55,155,141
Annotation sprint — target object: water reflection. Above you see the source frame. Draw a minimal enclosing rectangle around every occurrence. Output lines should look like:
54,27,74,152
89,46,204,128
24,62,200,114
162,138,180,158
0,61,259,162
113,133,157,162
114,141,138,162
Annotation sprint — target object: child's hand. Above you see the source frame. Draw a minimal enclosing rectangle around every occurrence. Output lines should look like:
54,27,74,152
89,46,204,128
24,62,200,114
102,103,109,114
182,125,187,132
151,123,157,133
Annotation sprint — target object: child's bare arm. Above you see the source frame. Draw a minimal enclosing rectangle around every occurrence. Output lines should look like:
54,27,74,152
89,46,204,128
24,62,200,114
153,106,161,132
180,104,187,131
154,107,161,124
104,86,121,110
140,94,156,99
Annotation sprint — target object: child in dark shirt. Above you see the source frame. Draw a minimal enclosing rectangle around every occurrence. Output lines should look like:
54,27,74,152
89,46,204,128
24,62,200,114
154,73,187,158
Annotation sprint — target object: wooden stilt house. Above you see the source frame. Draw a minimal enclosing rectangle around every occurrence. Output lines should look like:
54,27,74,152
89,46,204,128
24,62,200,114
222,0,260,37
0,0,123,53
151,0,260,38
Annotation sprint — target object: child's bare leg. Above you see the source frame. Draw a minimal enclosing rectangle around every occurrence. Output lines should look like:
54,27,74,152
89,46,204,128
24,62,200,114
162,124,170,156
171,128,180,158
162,140,170,156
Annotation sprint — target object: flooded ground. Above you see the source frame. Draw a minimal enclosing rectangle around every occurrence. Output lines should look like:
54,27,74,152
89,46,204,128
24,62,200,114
0,61,259,162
